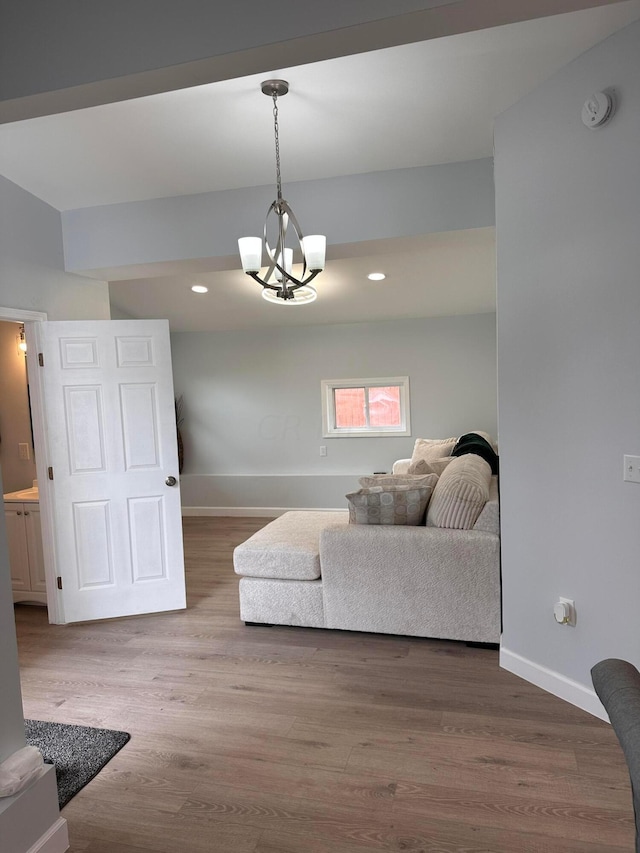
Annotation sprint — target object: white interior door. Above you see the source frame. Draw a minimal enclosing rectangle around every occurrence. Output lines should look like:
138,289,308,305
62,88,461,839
39,319,186,622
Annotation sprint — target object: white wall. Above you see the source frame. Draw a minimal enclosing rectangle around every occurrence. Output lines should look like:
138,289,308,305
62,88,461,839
495,19,640,716
172,313,497,509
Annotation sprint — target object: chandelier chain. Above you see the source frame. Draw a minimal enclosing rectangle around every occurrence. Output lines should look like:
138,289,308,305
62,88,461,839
272,93,283,203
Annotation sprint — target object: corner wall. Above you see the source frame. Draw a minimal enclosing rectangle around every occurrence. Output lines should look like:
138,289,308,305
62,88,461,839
172,313,497,510
0,175,110,321
495,19,640,716
0,175,109,852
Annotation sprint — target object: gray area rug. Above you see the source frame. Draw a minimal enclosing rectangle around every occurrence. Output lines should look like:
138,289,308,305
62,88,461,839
25,719,130,808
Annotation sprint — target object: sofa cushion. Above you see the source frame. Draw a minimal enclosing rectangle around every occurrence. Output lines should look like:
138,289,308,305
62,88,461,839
426,455,492,530
233,510,349,580
346,485,433,525
407,457,453,477
411,437,457,464
359,473,438,490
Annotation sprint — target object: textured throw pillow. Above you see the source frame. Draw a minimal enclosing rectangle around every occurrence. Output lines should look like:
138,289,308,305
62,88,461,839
407,456,453,477
346,485,433,525
426,454,491,529
410,437,457,464
359,473,438,490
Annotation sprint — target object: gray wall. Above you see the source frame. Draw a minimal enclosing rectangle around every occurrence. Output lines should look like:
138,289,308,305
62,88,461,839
0,175,110,319
1,1,607,122
495,19,640,708
0,466,25,762
63,159,495,278
0,177,110,848
172,313,497,508
0,0,451,103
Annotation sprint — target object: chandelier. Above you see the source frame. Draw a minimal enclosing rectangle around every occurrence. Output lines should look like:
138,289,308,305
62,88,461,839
238,80,326,304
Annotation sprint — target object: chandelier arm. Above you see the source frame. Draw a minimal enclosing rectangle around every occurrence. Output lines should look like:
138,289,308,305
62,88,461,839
245,267,320,291
246,272,282,292
285,269,320,291
278,202,308,278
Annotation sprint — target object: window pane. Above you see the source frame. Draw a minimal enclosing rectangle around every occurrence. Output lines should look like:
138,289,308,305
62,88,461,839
334,387,366,428
368,386,401,428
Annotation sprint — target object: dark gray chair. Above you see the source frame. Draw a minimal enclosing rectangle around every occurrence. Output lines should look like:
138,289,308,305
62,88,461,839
591,658,640,852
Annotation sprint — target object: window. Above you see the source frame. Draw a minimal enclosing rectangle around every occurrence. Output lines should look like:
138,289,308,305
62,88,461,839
321,377,411,438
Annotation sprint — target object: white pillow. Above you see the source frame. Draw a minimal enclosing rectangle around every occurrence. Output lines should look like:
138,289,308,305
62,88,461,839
411,437,457,464
407,457,453,477
426,454,491,529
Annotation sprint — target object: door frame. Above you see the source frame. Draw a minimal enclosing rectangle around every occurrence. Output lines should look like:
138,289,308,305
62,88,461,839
0,306,63,623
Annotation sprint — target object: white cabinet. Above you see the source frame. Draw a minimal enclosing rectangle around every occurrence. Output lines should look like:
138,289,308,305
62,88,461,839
4,490,47,605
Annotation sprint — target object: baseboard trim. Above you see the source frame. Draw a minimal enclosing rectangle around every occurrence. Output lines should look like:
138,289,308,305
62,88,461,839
27,818,69,853
500,646,608,721
182,506,345,517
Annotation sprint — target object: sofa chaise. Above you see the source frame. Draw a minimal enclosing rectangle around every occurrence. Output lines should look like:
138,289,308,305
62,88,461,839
233,438,501,644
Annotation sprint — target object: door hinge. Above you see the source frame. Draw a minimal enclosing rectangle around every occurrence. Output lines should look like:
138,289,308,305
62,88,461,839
57,576,63,590
48,466,54,480
38,352,44,367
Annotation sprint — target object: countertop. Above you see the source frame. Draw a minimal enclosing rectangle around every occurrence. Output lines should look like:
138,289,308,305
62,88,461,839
3,487,39,502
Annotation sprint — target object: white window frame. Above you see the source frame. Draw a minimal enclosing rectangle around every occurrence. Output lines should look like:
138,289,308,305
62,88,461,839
321,376,411,438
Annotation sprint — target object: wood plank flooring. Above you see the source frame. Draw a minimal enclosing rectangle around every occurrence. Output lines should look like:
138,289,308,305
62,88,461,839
14,517,634,852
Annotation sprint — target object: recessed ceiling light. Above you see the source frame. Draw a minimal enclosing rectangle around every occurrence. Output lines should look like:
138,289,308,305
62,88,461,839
191,284,208,294
367,272,386,281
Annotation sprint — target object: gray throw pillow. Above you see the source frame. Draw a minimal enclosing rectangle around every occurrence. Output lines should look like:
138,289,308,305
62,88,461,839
358,473,438,490
346,485,433,525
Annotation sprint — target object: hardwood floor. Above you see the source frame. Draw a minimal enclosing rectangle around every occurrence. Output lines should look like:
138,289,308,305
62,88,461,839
15,517,633,852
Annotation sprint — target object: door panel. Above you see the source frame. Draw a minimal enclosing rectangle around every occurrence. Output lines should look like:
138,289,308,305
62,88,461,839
40,319,186,623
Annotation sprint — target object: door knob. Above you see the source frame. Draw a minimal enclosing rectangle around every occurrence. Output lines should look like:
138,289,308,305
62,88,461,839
165,476,177,486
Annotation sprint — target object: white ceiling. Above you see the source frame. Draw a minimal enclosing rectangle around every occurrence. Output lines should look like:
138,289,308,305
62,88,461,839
2,2,639,330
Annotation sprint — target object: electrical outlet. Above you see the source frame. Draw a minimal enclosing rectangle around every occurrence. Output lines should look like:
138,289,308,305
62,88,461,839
18,442,30,460
319,446,327,457
623,455,640,483
553,597,576,626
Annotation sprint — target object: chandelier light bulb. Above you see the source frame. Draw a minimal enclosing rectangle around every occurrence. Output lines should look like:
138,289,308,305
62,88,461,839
238,237,262,273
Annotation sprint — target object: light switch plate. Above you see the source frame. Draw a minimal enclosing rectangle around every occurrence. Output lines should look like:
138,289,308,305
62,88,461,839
623,455,640,483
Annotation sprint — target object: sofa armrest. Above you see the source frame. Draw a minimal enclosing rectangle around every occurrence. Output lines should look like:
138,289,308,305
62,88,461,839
473,476,500,534
392,458,412,474
319,524,501,642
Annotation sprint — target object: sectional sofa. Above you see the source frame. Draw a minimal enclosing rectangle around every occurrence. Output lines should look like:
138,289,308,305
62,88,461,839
233,438,501,643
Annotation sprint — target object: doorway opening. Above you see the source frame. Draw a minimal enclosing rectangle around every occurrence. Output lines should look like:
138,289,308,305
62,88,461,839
0,318,46,606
